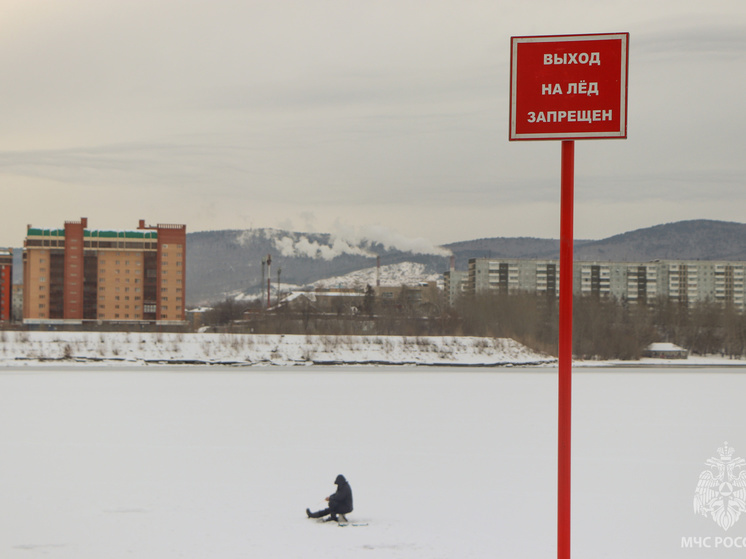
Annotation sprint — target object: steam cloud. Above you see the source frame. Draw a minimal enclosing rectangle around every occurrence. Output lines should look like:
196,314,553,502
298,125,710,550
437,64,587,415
273,235,375,260
353,225,452,257
272,225,452,260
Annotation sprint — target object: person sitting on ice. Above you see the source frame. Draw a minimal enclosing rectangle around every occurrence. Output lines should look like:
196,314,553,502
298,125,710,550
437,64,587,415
306,474,353,522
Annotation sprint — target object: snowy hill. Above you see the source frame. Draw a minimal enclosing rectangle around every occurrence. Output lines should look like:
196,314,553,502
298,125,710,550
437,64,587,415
310,262,441,290
186,229,450,305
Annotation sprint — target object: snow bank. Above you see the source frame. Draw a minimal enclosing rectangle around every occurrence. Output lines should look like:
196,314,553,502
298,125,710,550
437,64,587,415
0,332,555,367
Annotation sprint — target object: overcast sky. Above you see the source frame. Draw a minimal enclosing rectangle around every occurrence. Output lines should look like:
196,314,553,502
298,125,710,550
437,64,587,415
1,0,745,250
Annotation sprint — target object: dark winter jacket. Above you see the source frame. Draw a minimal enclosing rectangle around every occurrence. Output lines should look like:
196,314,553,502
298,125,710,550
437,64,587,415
328,474,353,514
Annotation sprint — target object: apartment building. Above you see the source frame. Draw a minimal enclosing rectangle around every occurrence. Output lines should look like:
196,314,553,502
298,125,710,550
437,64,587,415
468,258,560,297
444,268,468,306
577,262,660,303
0,248,11,322
463,258,746,311
23,218,186,325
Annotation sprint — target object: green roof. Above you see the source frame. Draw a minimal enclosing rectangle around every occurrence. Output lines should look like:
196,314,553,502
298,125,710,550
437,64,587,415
27,228,157,239
27,228,65,237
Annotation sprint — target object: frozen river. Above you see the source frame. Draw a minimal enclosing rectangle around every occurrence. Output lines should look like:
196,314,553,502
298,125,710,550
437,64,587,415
1,365,744,558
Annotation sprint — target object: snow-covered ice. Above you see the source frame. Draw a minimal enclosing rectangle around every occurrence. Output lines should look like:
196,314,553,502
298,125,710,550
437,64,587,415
1,364,745,558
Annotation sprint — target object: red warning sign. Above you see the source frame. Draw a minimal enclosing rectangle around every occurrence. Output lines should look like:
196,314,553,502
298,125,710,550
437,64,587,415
510,33,629,140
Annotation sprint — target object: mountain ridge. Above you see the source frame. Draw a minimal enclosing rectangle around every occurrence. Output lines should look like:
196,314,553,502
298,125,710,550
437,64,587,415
186,219,746,305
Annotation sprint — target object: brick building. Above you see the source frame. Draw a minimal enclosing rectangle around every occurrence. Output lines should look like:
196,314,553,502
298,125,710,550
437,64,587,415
23,218,186,325
0,248,11,322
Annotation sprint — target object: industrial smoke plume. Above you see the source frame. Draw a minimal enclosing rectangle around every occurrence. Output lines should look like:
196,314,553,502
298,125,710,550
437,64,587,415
272,224,452,261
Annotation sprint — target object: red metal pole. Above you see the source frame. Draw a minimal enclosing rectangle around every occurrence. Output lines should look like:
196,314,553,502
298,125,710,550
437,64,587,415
558,140,574,559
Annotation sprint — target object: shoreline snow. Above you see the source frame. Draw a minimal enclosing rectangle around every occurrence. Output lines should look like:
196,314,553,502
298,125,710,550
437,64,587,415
0,331,556,367
1,331,743,368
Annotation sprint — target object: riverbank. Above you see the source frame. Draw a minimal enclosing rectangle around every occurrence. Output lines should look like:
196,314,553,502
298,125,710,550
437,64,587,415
0,331,556,367
2,331,743,368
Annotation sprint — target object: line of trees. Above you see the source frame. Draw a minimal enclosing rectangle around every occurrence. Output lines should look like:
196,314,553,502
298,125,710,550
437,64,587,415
455,292,746,360
201,290,746,360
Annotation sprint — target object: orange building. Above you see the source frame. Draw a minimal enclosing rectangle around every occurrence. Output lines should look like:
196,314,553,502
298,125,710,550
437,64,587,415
23,218,186,325
0,248,12,322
